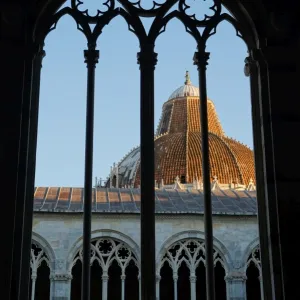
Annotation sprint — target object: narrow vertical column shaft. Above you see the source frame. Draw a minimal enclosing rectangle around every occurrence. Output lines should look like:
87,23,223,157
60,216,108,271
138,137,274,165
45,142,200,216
246,52,273,300
138,273,141,300
156,275,161,300
31,274,37,300
81,48,99,300
190,274,196,300
121,274,126,300
259,275,264,300
173,274,178,300
137,44,158,300
21,44,46,300
193,50,215,300
102,273,109,300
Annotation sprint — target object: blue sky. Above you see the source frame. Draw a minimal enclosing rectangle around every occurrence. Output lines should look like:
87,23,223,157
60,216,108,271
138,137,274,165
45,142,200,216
35,1,252,187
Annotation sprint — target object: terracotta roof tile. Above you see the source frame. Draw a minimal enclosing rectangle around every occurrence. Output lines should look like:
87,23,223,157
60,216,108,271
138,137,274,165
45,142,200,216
223,137,256,185
96,189,107,203
58,187,71,201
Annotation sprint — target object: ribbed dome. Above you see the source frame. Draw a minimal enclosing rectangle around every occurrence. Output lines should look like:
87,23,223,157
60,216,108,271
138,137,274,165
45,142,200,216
134,132,255,186
168,71,199,100
109,72,255,188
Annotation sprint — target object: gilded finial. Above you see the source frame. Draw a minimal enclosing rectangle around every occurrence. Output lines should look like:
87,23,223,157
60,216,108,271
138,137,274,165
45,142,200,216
184,70,191,85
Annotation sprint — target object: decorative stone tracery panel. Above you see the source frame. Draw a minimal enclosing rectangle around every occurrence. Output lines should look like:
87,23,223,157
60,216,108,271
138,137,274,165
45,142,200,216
158,238,225,273
30,242,52,300
72,237,138,274
30,242,51,275
246,246,261,273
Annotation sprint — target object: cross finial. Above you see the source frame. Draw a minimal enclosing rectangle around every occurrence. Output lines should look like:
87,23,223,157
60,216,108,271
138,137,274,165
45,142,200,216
184,70,191,85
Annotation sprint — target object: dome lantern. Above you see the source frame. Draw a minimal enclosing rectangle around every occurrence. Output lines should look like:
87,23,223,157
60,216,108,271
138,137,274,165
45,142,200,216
168,71,199,100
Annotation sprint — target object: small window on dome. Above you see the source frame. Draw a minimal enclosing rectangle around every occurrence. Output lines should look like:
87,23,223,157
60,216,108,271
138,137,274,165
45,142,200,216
180,175,186,184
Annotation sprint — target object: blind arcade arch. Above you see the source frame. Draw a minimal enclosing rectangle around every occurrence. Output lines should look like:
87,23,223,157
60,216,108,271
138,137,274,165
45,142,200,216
33,1,258,300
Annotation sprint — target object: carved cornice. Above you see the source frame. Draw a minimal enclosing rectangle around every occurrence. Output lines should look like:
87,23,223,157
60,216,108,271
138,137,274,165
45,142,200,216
225,273,247,282
50,273,72,281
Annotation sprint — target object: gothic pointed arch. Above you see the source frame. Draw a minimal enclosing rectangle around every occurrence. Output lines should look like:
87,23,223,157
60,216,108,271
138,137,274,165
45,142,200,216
30,234,52,300
70,232,140,300
241,237,260,272
157,230,231,273
31,231,56,268
67,229,140,272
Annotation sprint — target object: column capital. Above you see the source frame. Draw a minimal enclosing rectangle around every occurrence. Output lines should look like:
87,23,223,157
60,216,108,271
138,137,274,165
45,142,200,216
193,51,210,70
244,55,257,77
137,44,158,68
189,275,197,283
121,275,126,280
31,42,45,57
102,274,109,281
225,272,247,282
156,275,161,281
50,273,73,281
84,49,99,66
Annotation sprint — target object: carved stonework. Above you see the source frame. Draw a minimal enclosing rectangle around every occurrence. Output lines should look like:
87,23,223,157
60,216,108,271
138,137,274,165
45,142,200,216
73,238,138,274
159,239,225,274
225,273,247,282
247,246,261,273
50,274,73,281
30,242,50,274
55,259,65,270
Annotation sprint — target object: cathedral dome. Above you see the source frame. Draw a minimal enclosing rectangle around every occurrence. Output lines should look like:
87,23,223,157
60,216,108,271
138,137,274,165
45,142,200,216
108,72,255,188
168,71,199,100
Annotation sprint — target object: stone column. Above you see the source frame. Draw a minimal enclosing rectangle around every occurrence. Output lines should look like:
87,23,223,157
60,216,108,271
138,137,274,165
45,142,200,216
121,274,126,300
156,275,161,300
50,273,72,300
102,272,109,300
225,273,247,300
138,273,141,300
189,273,197,300
250,38,300,299
31,272,37,300
173,274,178,300
259,275,264,300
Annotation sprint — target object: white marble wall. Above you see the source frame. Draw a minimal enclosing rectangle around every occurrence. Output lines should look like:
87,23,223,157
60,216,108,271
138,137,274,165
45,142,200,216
32,213,259,300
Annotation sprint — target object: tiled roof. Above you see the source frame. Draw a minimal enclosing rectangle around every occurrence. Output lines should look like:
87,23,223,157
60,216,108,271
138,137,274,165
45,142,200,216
156,98,224,137
33,187,257,215
132,132,254,186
